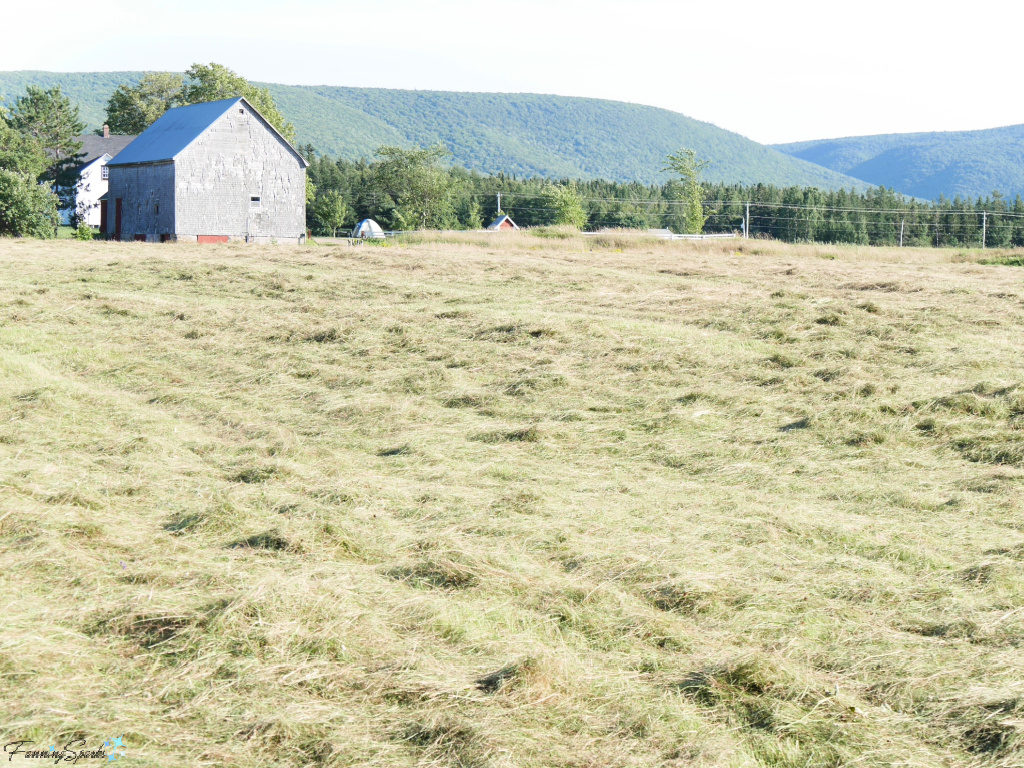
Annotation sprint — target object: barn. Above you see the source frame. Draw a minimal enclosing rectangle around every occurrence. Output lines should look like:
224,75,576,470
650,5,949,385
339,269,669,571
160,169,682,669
104,97,308,244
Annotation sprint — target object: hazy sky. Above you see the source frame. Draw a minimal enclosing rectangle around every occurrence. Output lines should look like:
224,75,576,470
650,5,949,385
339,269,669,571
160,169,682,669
3,0,1020,145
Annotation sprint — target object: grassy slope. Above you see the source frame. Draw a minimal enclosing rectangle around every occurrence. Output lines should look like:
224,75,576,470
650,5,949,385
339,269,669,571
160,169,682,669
774,125,1024,201
1,235,1023,766
0,71,868,188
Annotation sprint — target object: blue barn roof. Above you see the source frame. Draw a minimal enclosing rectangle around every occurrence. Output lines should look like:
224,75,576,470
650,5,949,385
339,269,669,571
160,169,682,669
107,97,307,167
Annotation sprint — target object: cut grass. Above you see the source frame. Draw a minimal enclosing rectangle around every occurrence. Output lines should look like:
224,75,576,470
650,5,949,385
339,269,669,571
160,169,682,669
980,255,1024,267
1,233,1023,766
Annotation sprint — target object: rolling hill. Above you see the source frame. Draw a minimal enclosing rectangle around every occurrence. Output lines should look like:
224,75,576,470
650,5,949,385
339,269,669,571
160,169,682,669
0,70,868,188
774,125,1024,201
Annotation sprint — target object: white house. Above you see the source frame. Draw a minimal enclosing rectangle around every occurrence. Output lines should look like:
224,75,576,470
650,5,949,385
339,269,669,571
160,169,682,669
63,127,136,227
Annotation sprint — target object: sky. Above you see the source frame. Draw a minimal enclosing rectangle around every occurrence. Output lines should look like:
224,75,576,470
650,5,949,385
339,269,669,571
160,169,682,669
2,0,1020,145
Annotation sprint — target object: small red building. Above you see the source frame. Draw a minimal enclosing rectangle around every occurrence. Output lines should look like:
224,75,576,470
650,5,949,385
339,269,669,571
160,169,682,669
486,214,519,230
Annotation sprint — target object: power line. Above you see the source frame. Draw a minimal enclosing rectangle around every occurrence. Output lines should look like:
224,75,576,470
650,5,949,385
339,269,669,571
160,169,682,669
475,192,1024,218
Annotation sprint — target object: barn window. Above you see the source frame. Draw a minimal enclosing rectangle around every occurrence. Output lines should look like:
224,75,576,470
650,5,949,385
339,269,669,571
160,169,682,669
239,108,244,114
101,166,109,180
250,196,261,208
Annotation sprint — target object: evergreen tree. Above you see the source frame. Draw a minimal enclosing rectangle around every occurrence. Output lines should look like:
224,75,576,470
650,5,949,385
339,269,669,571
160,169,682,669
8,86,84,160
8,86,84,191
1012,197,1024,247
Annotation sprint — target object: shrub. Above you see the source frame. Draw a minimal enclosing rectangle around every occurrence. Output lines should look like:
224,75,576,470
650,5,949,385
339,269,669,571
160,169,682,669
0,170,59,237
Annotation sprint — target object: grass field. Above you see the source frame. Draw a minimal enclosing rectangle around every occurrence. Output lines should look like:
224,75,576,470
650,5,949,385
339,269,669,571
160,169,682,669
1,233,1023,767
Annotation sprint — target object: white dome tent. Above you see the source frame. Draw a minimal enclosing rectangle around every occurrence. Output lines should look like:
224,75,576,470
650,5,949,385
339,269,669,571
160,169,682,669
353,219,385,239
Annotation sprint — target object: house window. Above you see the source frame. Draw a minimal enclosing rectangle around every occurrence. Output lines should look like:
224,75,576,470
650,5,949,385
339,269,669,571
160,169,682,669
239,108,244,114
250,196,261,209
101,166,109,180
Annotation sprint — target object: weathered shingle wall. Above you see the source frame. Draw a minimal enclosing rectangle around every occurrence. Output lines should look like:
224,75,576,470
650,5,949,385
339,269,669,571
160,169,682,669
105,163,175,240
174,107,306,242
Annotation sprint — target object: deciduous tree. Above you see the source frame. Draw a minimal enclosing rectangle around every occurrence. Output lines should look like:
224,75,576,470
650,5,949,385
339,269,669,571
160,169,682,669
370,144,455,230
312,190,352,237
664,148,709,234
460,198,483,230
104,73,184,134
0,117,49,178
542,182,588,229
180,63,296,144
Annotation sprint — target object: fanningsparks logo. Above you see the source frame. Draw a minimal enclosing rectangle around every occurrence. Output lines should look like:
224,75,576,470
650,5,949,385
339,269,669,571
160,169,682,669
3,737,125,764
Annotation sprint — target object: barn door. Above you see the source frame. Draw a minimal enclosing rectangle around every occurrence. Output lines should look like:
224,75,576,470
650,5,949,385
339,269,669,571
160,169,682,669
114,198,123,241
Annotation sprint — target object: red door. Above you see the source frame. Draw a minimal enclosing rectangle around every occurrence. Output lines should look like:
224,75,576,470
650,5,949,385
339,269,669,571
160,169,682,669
114,198,123,241
99,200,108,233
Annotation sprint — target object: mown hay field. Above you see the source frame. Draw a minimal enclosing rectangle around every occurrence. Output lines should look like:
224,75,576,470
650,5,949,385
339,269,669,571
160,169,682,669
1,233,1023,767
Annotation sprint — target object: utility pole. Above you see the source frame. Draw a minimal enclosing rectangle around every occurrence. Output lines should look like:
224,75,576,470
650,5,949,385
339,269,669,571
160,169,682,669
899,218,905,248
497,193,502,215
745,201,750,239
982,210,987,248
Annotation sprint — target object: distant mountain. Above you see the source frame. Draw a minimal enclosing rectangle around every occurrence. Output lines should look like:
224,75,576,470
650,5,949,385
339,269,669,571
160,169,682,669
774,125,1024,201
0,70,868,189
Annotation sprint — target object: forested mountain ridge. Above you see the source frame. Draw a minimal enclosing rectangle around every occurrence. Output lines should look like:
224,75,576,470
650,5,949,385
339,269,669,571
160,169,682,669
774,125,1024,201
0,70,868,188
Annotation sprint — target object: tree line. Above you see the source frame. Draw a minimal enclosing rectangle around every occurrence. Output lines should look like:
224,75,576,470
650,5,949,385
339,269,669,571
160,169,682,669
304,148,1024,247
302,145,740,236
699,185,1024,248
5,61,1024,248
